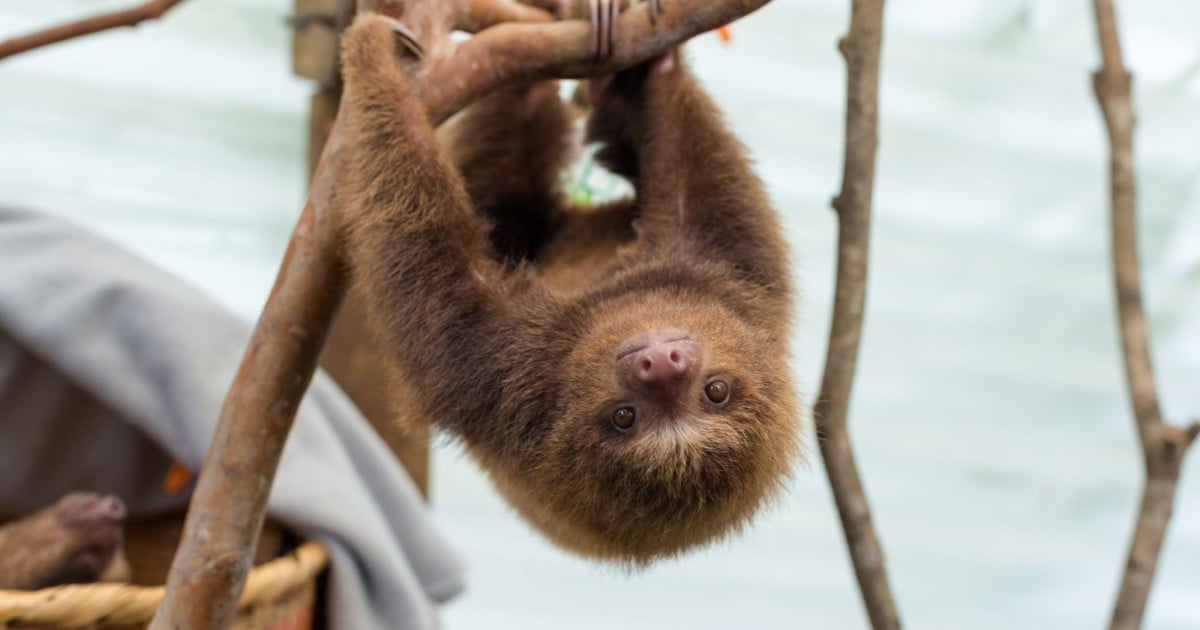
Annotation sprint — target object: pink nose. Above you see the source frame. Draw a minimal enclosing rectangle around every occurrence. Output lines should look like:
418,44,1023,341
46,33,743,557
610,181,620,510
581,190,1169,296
58,492,127,528
633,342,692,387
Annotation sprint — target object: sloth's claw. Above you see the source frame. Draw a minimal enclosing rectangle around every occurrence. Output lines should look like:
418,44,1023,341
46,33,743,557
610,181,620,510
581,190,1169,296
648,0,661,25
588,0,619,63
382,16,425,59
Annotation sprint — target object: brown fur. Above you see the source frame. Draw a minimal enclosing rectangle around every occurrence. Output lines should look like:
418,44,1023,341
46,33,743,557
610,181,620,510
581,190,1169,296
336,15,800,565
0,492,130,590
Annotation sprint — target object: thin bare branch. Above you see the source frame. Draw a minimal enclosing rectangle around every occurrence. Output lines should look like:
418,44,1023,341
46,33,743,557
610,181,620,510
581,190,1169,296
151,1,780,628
1091,1,1197,628
0,0,186,61
814,0,899,628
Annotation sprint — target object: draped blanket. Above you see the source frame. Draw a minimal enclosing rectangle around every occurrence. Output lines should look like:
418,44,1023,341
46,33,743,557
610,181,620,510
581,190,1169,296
0,206,463,629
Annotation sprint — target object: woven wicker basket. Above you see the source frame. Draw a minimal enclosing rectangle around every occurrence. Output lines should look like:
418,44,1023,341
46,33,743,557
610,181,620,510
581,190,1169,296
0,516,328,630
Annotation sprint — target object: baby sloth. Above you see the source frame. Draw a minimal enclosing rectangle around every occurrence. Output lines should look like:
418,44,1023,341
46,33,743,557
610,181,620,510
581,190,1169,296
338,16,800,564
0,492,130,590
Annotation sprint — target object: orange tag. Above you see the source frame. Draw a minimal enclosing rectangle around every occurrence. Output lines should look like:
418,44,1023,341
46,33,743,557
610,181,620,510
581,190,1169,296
163,460,193,494
717,25,733,43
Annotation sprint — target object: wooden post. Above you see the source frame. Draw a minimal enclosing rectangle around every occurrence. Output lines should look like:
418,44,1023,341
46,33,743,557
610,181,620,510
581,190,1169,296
294,0,431,496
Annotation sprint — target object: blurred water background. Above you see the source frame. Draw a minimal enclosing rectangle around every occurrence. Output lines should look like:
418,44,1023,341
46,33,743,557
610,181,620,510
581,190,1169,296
2,1,1198,628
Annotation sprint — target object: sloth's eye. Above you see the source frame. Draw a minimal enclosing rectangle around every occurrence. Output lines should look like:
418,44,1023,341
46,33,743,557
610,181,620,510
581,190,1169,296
704,380,731,404
612,407,636,430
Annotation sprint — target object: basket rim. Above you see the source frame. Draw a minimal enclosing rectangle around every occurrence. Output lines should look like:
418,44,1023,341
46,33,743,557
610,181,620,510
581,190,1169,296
0,539,328,626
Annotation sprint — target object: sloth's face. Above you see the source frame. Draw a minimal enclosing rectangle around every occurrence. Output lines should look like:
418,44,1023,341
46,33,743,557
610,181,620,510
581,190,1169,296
515,294,803,564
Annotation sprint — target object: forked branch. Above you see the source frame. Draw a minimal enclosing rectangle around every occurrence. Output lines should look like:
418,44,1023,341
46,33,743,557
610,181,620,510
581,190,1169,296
0,0,187,61
150,1,780,629
377,0,776,124
815,0,899,628
1091,1,1197,628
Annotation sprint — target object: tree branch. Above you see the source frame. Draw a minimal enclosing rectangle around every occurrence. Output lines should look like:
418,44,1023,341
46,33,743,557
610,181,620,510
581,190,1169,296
371,0,775,125
150,1,779,628
814,1,899,628
1091,2,1197,628
0,0,186,61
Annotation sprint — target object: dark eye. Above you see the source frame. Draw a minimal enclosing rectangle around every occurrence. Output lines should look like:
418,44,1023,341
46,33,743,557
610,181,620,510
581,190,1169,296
704,380,731,405
612,407,636,430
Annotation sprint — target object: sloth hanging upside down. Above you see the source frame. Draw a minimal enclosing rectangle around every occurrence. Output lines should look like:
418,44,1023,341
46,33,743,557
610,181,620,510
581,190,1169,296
335,6,801,565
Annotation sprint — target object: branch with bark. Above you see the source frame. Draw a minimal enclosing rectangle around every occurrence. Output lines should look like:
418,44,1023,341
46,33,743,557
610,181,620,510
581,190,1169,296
0,0,187,61
814,0,900,628
148,1,779,628
1090,2,1200,629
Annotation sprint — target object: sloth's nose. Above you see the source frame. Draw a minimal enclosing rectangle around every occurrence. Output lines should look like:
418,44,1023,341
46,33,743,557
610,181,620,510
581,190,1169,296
59,493,127,527
633,341,692,388
616,327,701,398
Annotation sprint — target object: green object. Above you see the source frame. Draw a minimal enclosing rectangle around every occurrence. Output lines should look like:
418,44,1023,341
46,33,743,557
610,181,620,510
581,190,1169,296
570,153,597,205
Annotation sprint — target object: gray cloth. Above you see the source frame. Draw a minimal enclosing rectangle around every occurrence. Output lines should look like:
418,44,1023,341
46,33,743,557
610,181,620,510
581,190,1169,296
0,206,463,628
